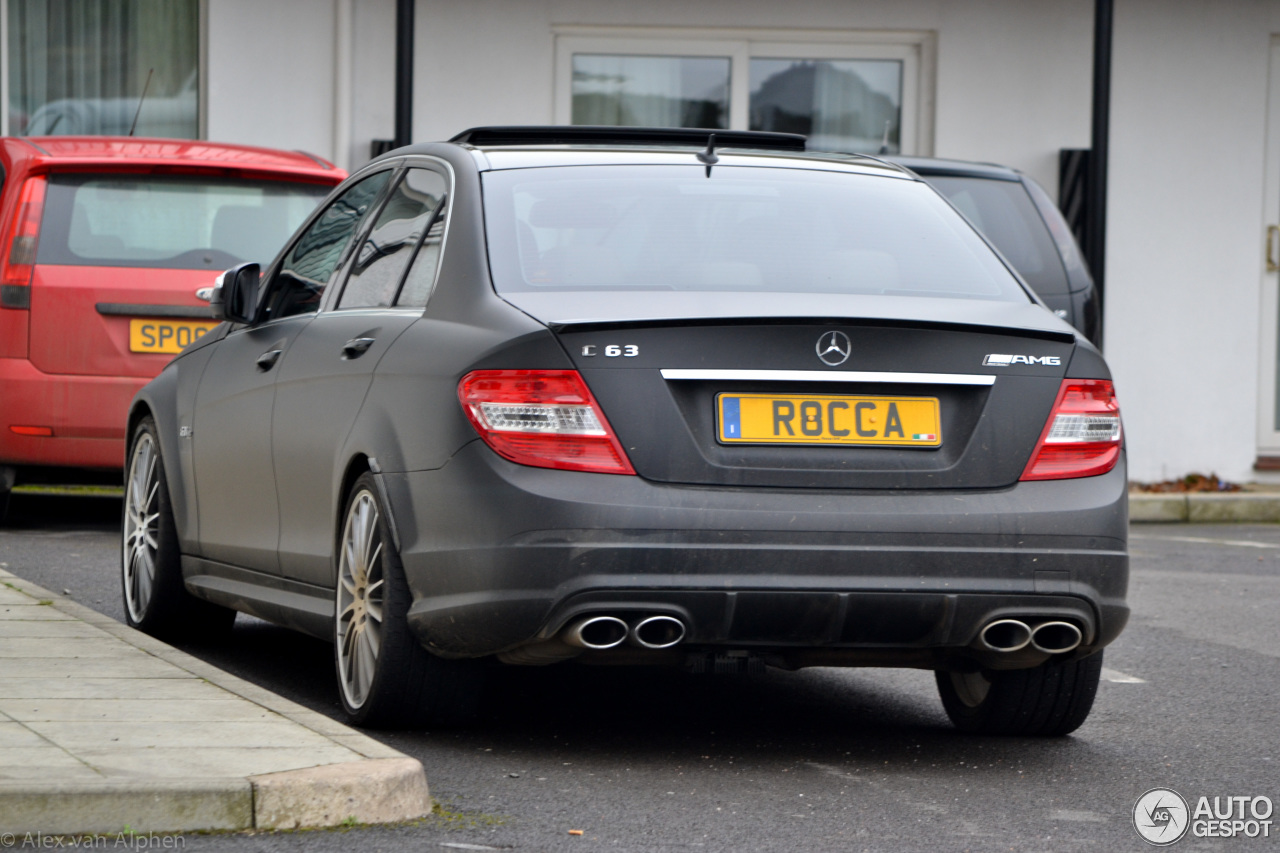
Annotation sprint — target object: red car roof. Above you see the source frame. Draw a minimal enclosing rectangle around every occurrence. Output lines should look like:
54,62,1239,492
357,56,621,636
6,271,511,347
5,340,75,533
6,136,343,182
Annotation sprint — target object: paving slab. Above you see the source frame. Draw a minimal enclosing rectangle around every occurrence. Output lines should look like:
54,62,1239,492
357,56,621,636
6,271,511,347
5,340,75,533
0,567,431,835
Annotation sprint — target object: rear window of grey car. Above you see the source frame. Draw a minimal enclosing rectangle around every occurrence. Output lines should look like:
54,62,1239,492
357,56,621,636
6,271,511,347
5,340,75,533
38,174,332,270
482,165,1028,302
924,176,1071,297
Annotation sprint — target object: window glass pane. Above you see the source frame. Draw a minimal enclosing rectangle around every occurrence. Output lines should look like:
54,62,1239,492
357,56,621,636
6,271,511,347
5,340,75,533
396,174,449,308
572,55,729,128
265,171,390,320
339,168,447,310
925,176,1071,297
483,166,1025,303
39,175,331,270
750,59,902,154
9,0,198,137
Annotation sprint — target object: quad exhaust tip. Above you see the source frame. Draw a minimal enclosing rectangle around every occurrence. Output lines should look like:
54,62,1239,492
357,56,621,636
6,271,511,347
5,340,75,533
562,615,629,650
978,619,1033,653
1030,621,1083,654
631,615,687,649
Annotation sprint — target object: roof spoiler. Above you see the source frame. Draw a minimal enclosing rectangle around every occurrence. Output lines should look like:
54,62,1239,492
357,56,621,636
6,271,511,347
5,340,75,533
449,125,807,152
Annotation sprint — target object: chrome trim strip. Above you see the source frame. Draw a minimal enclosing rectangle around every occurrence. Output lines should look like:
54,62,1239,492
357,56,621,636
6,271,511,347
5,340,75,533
659,369,996,386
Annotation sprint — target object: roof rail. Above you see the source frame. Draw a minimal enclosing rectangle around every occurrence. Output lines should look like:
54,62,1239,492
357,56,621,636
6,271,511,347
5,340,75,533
449,125,807,152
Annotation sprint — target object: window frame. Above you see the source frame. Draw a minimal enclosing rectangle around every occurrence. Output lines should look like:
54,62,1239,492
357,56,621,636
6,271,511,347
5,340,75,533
331,162,452,312
554,26,935,156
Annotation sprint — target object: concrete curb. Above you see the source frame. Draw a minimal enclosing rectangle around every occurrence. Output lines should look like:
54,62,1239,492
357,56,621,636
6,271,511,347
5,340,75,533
0,569,432,835
1130,493,1280,523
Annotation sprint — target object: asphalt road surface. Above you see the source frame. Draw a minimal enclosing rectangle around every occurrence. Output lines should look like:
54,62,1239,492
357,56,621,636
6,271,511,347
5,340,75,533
2,491,1278,852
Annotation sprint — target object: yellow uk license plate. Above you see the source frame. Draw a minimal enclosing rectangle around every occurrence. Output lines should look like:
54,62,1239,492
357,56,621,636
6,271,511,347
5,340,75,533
129,318,219,354
717,393,942,447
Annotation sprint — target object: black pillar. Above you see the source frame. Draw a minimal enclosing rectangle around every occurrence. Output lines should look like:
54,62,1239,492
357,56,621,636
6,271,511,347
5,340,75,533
1088,0,1112,306
394,0,414,149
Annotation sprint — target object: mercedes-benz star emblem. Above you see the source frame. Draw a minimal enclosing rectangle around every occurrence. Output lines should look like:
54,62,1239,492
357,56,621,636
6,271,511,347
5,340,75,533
816,330,851,366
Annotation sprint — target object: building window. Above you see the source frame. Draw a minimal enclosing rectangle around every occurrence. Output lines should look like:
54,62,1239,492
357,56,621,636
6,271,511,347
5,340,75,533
749,59,902,153
572,55,730,129
8,0,199,138
556,29,933,155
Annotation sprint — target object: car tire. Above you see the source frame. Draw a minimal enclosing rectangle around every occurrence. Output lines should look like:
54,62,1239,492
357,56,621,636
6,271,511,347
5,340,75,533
334,472,483,729
935,651,1104,736
122,416,235,641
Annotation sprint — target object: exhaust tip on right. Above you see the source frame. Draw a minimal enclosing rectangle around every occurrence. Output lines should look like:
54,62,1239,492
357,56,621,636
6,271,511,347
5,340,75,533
978,619,1032,653
1030,621,1082,654
631,615,687,649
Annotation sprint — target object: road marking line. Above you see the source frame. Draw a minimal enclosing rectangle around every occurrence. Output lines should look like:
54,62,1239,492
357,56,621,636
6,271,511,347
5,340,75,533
1130,534,1280,550
1101,667,1145,683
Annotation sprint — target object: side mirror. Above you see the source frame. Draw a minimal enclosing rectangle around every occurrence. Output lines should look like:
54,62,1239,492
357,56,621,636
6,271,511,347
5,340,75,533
210,262,260,324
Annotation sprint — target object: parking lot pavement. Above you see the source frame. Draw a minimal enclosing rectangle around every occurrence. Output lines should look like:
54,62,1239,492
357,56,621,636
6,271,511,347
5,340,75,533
0,567,431,835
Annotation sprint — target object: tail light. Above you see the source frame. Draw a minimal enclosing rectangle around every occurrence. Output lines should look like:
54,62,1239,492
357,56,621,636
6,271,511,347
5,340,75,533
1021,379,1122,481
458,370,636,475
1,176,47,301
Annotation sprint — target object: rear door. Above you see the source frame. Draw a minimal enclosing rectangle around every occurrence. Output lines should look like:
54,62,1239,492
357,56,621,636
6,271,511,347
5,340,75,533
272,166,450,587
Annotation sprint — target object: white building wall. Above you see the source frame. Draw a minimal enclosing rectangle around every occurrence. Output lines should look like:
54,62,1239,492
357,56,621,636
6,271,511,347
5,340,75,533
205,0,1094,195
1107,0,1280,482
393,0,1094,198
205,0,339,162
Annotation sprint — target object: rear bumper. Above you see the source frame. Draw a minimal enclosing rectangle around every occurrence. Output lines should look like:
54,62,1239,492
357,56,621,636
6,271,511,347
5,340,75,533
0,356,139,470
386,441,1128,665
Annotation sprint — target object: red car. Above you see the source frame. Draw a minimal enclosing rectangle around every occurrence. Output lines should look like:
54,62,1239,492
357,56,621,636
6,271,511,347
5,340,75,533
0,137,345,517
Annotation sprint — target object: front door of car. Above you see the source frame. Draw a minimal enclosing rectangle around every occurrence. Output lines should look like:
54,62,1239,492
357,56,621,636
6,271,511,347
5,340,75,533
272,167,450,587
191,169,394,573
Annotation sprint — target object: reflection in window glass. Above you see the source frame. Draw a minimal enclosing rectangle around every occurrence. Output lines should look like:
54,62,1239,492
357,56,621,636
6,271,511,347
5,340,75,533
749,59,902,154
340,168,447,310
572,55,729,128
9,0,198,137
265,171,391,320
483,166,1025,303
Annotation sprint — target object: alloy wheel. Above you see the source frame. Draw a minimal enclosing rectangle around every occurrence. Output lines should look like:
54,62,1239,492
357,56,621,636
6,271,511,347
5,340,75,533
336,490,386,709
122,432,160,623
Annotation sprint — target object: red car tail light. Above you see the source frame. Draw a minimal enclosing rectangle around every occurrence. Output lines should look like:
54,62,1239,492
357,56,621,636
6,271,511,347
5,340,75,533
1,175,47,293
1021,379,1122,481
458,370,636,475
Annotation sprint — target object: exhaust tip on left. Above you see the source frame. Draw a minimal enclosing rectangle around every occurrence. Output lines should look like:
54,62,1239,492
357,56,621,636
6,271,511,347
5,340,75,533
562,616,629,650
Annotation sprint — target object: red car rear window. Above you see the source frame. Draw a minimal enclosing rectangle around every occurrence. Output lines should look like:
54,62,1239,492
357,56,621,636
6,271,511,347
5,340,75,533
36,173,332,270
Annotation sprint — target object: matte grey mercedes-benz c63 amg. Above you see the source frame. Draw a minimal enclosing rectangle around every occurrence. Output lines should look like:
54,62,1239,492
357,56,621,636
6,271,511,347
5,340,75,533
122,127,1127,735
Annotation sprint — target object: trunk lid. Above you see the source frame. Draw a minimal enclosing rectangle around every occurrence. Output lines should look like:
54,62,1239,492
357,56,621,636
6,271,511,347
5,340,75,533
509,292,1077,490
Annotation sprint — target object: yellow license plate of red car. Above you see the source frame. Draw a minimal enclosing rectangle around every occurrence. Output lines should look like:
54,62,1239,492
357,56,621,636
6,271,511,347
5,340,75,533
717,393,942,447
129,318,219,354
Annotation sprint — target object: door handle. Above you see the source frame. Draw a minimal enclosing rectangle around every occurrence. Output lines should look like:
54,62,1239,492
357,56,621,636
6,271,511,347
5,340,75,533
256,349,283,371
342,337,376,358
1269,225,1280,273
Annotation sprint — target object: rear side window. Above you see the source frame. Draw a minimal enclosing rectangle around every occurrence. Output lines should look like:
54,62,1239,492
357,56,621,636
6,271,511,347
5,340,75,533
39,174,332,270
337,167,447,309
482,165,1026,302
923,176,1071,297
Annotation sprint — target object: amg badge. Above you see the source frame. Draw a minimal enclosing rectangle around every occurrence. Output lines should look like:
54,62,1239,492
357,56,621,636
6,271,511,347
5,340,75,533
983,353,1062,366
